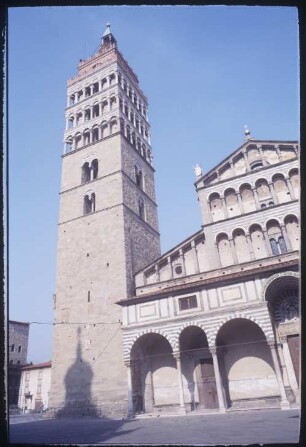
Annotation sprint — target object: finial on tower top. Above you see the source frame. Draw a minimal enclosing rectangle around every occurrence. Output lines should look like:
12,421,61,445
103,23,111,37
244,124,251,140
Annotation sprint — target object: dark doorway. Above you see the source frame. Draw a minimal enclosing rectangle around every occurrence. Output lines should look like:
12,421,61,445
196,358,218,409
288,335,299,382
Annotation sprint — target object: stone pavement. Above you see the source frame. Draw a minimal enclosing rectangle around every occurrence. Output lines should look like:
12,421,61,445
9,409,300,445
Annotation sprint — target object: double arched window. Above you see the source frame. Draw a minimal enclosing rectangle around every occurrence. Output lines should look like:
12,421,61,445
81,159,99,184
83,193,96,215
267,220,287,255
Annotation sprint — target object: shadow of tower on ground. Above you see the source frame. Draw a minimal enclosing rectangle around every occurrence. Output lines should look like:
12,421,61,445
57,327,98,418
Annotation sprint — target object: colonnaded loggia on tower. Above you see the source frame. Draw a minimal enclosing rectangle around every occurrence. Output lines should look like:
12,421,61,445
48,24,300,418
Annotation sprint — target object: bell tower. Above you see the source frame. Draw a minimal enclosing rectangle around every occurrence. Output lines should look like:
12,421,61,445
49,24,161,417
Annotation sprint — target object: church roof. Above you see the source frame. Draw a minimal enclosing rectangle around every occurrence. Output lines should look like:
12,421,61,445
195,138,298,187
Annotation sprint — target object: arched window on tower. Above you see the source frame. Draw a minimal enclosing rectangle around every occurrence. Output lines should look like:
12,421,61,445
126,125,131,142
68,117,74,129
83,193,96,215
131,132,136,146
92,127,99,143
119,97,123,111
110,96,116,110
109,73,115,86
85,86,91,97
92,104,100,118
91,159,98,180
75,133,82,150
92,82,99,94
65,139,73,153
138,197,145,220
81,162,91,184
84,131,90,146
84,109,91,122
76,112,82,125
69,94,75,106
135,165,143,189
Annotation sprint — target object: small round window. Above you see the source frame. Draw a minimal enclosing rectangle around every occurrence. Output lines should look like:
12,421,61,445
175,265,182,275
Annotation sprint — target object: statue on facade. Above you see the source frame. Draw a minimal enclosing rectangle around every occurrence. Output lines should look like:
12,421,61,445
193,164,202,178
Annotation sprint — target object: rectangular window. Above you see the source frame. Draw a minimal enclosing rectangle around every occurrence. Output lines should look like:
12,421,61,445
18,345,22,353
178,295,198,311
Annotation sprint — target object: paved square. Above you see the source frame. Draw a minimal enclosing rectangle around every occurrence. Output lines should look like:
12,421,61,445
9,409,300,445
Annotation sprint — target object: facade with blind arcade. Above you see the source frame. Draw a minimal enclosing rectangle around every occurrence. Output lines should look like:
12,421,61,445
49,24,299,418
118,132,300,416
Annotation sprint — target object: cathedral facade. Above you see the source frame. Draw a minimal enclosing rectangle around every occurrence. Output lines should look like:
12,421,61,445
118,136,299,415
49,25,299,418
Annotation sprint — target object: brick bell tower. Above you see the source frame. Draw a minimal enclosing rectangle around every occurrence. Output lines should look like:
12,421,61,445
49,24,161,417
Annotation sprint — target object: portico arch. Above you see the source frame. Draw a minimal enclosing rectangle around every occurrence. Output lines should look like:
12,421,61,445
215,318,280,409
264,272,299,398
129,332,178,414
179,326,218,411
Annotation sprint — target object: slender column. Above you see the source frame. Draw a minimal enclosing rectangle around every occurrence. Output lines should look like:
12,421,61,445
220,196,228,219
214,242,222,268
229,238,238,264
99,103,103,117
268,341,290,409
72,137,76,151
280,224,292,251
242,149,251,171
179,249,186,276
263,229,273,256
280,338,299,394
268,182,278,204
154,264,160,282
210,348,226,413
285,177,295,200
191,240,200,274
125,361,134,417
229,160,236,176
206,200,213,224
90,84,94,95
236,192,244,214
252,187,261,209
245,233,255,260
174,353,186,414
167,256,173,279
275,144,281,162
256,144,267,165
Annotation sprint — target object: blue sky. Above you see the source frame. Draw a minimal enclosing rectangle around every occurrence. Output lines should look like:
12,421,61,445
8,6,299,363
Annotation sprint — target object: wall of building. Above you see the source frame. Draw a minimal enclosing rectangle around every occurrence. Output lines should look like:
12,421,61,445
9,321,29,365
19,366,51,411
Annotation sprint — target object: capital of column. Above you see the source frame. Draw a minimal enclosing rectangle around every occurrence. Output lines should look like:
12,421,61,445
209,347,217,356
173,352,181,360
267,339,276,349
